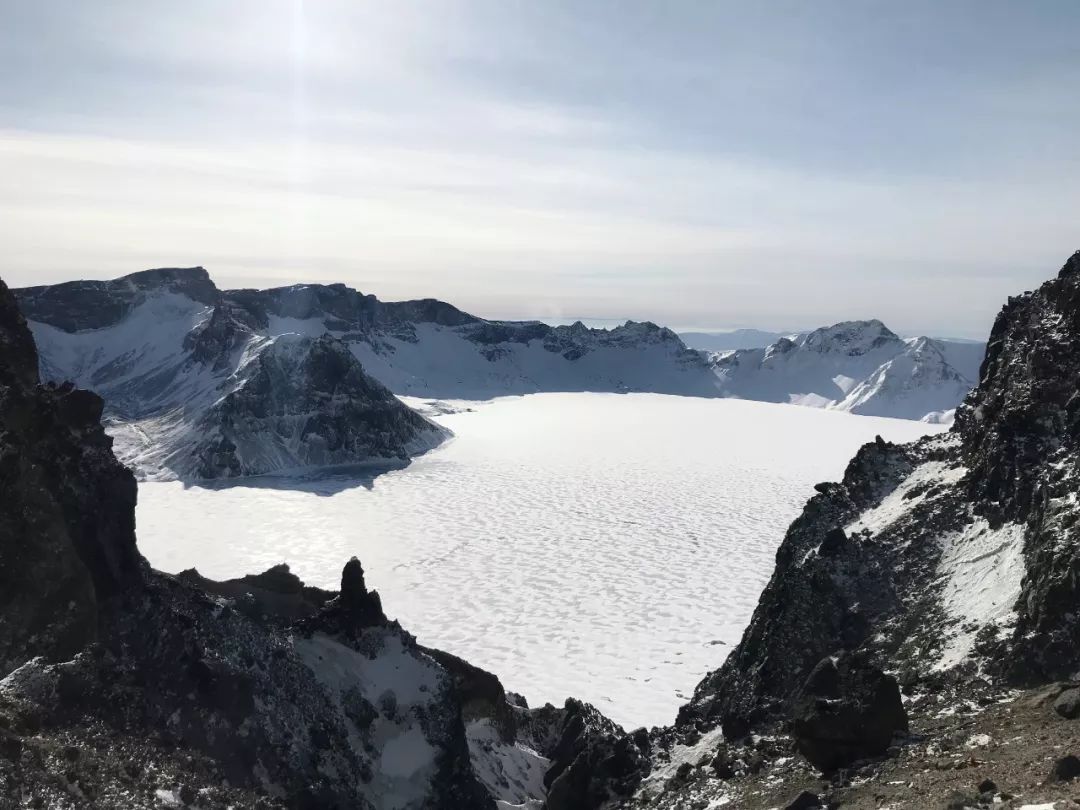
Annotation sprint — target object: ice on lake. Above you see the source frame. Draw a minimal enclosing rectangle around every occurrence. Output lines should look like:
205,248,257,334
136,392,943,729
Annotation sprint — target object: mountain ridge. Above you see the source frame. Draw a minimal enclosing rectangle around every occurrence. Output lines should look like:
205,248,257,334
18,269,980,468
708,318,982,421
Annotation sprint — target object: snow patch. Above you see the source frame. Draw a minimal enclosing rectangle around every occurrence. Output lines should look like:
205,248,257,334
644,726,726,785
934,519,1026,671
846,455,966,538
294,631,443,809
467,719,549,806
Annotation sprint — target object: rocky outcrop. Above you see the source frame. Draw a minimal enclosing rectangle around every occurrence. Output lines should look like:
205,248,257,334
675,253,1080,731
675,434,935,734
542,699,651,810
583,252,1080,807
18,268,449,481
16,266,219,332
180,333,448,479
0,277,144,676
953,252,1080,682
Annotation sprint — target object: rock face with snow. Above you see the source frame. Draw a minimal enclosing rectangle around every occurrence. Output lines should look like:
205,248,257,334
181,333,444,479
17,268,449,480
707,319,983,421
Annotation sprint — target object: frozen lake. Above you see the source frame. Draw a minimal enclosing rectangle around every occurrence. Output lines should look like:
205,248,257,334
136,393,942,729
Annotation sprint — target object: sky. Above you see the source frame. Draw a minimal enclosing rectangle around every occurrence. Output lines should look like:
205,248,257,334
2,2,1079,338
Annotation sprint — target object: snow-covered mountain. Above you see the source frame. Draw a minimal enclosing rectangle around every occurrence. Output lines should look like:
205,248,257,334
15,267,722,479
707,319,983,422
16,268,448,480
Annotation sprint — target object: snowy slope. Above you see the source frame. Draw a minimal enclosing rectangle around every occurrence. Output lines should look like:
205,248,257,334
19,269,448,480
708,320,981,421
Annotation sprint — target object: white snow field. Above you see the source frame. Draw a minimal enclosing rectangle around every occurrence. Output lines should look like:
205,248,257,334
136,392,942,729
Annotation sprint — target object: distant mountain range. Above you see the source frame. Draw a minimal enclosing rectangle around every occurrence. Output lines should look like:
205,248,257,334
16,267,985,479
15,267,713,479
706,320,984,422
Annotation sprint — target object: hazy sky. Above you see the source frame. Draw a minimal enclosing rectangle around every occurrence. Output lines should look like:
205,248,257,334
3,1,1079,337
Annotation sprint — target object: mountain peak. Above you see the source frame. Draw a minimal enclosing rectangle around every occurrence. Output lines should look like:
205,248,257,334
15,265,219,332
1058,249,1080,279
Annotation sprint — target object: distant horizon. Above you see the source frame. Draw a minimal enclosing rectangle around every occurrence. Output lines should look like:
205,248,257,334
12,261,995,341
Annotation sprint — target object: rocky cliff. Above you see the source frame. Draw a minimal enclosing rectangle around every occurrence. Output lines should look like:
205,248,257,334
684,252,1080,735
18,268,449,481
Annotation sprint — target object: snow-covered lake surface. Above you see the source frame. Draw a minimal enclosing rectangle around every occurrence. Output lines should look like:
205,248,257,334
136,393,943,729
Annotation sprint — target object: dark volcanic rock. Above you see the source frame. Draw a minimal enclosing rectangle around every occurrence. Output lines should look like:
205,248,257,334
791,652,908,772
186,332,447,479
954,251,1080,682
1046,754,1080,783
676,436,922,734
1054,687,1080,719
783,790,824,810
543,699,650,810
673,252,1080,746
0,278,144,677
176,563,334,624
421,644,518,740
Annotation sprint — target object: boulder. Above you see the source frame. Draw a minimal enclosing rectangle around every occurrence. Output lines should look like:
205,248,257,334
1054,687,1080,719
783,789,824,809
791,651,908,772
1046,754,1080,783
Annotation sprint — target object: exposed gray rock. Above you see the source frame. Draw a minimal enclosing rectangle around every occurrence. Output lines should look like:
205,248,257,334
1053,687,1080,719
181,332,447,479
543,699,651,810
